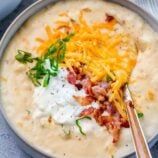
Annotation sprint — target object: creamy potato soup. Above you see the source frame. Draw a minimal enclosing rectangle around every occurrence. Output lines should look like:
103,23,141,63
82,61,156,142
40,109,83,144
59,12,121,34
1,0,158,158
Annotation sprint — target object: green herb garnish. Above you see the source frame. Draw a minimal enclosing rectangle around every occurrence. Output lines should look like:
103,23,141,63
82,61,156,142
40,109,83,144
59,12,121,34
138,112,144,118
15,50,34,64
15,33,74,87
75,116,92,136
42,73,50,87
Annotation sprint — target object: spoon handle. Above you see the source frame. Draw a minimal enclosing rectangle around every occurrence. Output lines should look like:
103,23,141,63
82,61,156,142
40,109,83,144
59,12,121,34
125,100,152,158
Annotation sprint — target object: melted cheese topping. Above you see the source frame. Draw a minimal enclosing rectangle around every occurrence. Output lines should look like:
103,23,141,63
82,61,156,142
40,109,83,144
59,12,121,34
36,11,137,119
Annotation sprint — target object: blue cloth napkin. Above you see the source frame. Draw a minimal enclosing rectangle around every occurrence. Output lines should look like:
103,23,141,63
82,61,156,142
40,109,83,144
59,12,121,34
0,0,22,20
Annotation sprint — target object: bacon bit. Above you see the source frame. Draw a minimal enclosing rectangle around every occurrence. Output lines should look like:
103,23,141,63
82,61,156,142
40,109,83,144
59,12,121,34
81,77,93,95
72,67,86,80
106,119,121,143
75,83,83,90
106,103,117,115
73,95,94,106
80,107,95,116
91,82,109,102
111,127,121,143
99,103,107,112
105,14,115,22
98,95,105,102
92,82,109,97
67,71,76,85
72,66,80,74
120,119,130,128
67,67,129,143
92,108,99,118
97,116,113,126
67,67,93,94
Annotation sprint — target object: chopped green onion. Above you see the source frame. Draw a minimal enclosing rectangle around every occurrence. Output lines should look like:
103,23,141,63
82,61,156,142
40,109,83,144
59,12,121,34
63,32,75,42
15,33,74,87
42,73,50,87
15,50,34,64
138,112,144,118
27,71,41,86
75,116,91,136
47,45,57,56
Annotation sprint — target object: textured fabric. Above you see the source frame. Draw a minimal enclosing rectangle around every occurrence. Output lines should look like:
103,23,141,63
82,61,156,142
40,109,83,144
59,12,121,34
0,0,158,158
134,0,158,20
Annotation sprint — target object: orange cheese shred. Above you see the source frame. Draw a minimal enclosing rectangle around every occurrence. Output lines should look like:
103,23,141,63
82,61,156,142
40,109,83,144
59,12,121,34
35,10,137,119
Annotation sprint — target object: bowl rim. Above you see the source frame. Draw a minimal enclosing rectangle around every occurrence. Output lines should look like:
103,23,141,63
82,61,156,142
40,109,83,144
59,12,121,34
0,0,158,157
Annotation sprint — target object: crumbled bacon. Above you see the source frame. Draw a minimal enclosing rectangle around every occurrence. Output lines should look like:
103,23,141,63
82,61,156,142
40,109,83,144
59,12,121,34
67,71,76,85
80,107,95,117
81,77,93,95
91,82,109,101
97,116,113,126
75,83,83,90
106,102,117,115
73,95,94,106
120,118,130,128
105,14,115,22
109,125,121,143
67,66,129,143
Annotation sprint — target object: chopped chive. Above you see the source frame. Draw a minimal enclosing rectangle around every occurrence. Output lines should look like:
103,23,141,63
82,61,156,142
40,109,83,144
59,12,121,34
137,112,144,118
75,116,91,136
15,50,34,64
15,33,74,87
42,73,50,87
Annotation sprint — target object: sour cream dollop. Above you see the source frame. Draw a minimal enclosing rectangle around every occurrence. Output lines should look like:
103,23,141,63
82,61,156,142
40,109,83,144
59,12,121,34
33,69,86,124
33,69,102,133
33,69,103,134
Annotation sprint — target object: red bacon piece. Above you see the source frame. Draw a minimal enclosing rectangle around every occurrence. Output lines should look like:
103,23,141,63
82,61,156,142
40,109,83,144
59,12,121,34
120,118,130,128
73,96,95,106
81,77,93,95
66,67,129,143
80,107,95,117
105,14,115,22
67,71,76,85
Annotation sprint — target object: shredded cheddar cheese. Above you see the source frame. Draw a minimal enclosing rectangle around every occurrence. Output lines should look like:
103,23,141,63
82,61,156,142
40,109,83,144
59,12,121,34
35,10,137,119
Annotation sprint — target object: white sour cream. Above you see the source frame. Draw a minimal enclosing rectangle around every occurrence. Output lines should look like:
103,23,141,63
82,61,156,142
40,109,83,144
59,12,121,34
33,68,101,134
